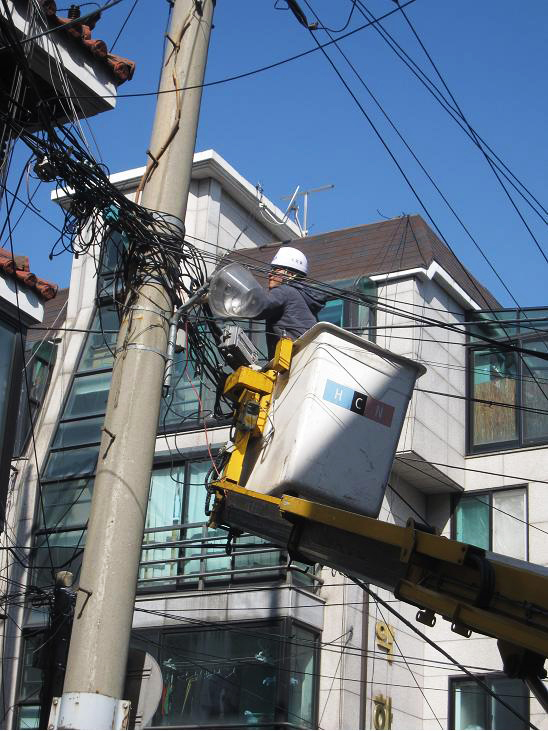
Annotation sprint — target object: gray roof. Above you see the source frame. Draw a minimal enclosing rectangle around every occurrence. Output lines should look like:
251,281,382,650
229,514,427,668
227,215,500,309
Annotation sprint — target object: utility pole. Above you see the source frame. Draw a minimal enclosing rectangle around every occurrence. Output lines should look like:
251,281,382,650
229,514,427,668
52,1,215,728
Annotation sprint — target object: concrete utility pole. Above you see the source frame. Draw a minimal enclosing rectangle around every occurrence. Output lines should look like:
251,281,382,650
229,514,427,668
52,2,215,728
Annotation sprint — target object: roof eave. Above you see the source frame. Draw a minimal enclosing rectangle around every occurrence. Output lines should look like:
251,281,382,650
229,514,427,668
52,150,302,240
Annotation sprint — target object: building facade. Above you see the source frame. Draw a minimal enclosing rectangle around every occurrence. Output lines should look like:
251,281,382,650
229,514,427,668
3,151,548,730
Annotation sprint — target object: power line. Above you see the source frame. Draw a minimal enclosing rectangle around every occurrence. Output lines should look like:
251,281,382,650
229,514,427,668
353,0,548,227
351,578,536,730
387,0,548,269
0,0,126,52
43,0,419,102
109,0,140,52
300,1,527,314
370,592,443,728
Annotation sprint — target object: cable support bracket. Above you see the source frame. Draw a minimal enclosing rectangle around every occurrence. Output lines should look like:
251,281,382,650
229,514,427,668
116,343,168,361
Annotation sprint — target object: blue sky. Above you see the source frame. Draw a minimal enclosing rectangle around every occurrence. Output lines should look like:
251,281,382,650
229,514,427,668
5,0,547,306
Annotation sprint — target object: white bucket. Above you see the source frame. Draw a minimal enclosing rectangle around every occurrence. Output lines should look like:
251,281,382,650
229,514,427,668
242,322,426,517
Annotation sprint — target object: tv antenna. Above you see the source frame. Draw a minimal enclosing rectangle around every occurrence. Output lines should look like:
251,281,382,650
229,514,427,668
281,183,334,236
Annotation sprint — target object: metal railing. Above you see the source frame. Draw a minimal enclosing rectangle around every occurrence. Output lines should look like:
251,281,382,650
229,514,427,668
137,521,322,592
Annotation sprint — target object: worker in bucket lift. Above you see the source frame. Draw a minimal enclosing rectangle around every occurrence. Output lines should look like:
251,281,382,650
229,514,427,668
254,246,328,359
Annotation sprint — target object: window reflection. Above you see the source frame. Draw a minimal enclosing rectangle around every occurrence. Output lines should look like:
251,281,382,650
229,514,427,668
148,623,316,728
471,349,517,447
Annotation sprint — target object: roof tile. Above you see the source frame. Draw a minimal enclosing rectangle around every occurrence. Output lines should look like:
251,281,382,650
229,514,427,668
0,248,58,301
38,0,135,85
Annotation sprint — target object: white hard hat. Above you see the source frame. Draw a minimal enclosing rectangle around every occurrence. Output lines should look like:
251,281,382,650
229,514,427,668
271,246,308,275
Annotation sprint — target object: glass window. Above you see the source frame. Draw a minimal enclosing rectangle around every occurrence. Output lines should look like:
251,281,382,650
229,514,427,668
43,446,99,480
451,675,528,730
39,479,94,531
468,309,548,453
78,307,119,372
14,633,44,730
233,534,282,581
0,317,17,445
288,625,316,728
455,495,489,551
146,622,317,729
140,465,185,587
33,529,85,589
521,340,548,443
318,288,375,341
16,706,40,729
186,461,230,582
492,490,527,560
519,310,548,337
96,228,126,301
319,298,344,327
14,341,57,457
17,633,44,703
160,353,204,431
137,460,293,590
27,342,56,402
159,347,217,432
52,417,103,449
454,488,527,560
468,311,519,343
99,228,126,275
64,372,112,419
471,349,518,447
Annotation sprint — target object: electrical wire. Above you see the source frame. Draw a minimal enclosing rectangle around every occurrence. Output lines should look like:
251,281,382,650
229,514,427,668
45,0,419,103
109,0,140,52
0,0,126,52
353,0,548,227
388,0,548,267
351,578,536,730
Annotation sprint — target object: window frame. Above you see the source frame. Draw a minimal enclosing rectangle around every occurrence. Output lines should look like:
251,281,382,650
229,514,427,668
141,618,320,729
451,485,529,560
13,339,57,458
0,312,25,532
448,672,529,730
13,629,45,729
318,279,377,341
137,456,296,594
467,308,548,454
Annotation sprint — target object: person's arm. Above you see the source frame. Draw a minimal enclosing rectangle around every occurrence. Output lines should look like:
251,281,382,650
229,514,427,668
252,286,286,319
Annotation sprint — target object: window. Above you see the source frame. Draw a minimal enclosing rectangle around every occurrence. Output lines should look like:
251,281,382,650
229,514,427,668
159,346,219,432
13,632,44,729
468,309,548,452
450,675,528,730
318,278,376,341
0,314,25,529
142,621,318,729
0,317,18,444
14,623,318,730
138,460,296,591
14,340,57,457
454,487,527,560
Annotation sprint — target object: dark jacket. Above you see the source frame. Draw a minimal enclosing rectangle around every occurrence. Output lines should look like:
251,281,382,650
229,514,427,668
254,281,329,358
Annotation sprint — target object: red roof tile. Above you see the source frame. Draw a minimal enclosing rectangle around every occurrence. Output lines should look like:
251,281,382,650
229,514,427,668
0,248,58,301
39,0,135,85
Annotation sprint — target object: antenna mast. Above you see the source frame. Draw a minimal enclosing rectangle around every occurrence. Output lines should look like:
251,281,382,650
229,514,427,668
281,183,334,236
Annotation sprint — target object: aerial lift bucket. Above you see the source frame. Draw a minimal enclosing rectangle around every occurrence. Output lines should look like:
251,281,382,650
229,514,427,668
240,322,426,518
